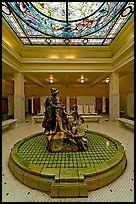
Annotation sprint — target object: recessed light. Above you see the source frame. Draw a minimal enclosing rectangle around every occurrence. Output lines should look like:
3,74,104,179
65,56,75,59
50,56,58,59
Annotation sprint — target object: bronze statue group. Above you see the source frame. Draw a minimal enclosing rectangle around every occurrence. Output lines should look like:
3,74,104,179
42,88,88,152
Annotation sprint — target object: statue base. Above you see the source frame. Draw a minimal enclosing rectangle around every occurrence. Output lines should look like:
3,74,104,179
45,131,88,152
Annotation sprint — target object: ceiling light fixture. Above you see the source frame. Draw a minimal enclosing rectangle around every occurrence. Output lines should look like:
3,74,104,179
105,77,109,83
49,75,54,84
80,79,84,83
50,56,58,59
80,76,85,84
49,79,54,84
65,56,75,59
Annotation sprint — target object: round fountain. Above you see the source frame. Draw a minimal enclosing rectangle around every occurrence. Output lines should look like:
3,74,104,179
9,88,127,197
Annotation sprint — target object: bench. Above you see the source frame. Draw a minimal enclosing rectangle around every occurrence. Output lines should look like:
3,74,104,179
82,115,102,123
31,115,44,124
68,115,102,123
2,119,18,131
116,118,134,130
37,113,44,116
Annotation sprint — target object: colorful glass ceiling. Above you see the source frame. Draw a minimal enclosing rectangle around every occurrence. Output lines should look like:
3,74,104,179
2,2,134,46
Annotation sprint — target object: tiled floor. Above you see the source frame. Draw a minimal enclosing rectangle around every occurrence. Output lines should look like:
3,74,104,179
2,114,134,202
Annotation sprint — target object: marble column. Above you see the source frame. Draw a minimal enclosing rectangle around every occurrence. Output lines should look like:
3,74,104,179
14,73,25,122
8,95,14,117
25,97,28,113
31,97,34,114
109,73,120,121
102,96,106,113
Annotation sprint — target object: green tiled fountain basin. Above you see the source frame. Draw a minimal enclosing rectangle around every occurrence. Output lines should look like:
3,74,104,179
9,130,127,198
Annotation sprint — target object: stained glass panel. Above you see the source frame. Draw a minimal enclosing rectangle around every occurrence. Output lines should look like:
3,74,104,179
32,2,66,21
68,2,104,21
2,2,134,46
20,38,31,44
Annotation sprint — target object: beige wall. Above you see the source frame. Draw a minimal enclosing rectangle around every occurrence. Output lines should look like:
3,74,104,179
119,73,134,93
2,80,14,97
2,80,14,116
24,83,109,98
8,95,14,116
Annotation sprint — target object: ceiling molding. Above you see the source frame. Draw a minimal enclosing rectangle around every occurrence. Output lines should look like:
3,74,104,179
24,73,45,87
89,74,110,87
2,40,22,62
19,62,113,72
20,69,112,73
3,40,112,65
113,56,134,72
2,55,20,72
111,37,134,63
2,18,23,51
20,58,112,64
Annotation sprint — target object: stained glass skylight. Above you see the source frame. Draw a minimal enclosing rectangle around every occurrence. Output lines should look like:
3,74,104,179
2,2,134,46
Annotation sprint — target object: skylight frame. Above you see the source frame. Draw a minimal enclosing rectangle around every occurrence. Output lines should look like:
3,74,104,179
2,2,134,46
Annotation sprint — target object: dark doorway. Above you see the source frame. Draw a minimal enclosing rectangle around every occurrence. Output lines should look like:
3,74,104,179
96,98,102,114
106,98,109,114
60,97,66,107
70,98,77,110
28,99,32,114
2,98,8,114
33,98,40,114
2,98,8,120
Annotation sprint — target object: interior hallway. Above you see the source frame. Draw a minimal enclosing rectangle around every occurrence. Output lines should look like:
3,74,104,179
2,114,134,202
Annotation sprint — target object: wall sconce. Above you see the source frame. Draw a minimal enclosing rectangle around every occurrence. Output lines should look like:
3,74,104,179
105,77,109,83
80,76,85,83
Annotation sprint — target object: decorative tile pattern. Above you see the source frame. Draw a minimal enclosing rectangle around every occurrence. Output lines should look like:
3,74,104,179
18,132,117,168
